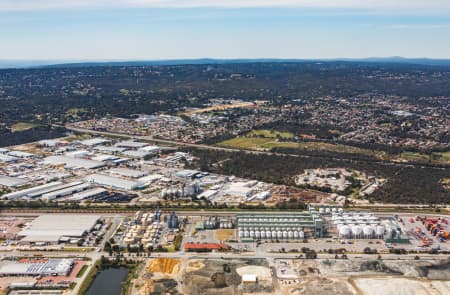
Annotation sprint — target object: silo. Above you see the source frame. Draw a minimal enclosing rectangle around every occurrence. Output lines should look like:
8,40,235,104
339,225,351,239
239,230,244,238
363,225,374,238
299,230,305,239
282,231,288,239
271,231,277,238
250,230,255,238
244,230,250,238
255,231,261,239
266,231,272,239
277,231,283,239
288,231,294,239
261,231,266,239
352,225,363,239
227,222,233,229
293,231,299,239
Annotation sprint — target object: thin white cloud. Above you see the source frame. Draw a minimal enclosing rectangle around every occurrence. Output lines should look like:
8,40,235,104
1,0,450,12
389,23,450,29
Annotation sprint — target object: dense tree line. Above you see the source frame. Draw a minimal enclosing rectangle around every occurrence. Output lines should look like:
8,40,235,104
186,149,450,204
0,125,66,147
1,62,450,127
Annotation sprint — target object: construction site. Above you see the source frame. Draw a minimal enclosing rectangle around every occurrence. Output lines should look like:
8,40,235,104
128,256,450,295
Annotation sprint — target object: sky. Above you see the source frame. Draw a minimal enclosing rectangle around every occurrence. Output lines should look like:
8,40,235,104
1,0,450,60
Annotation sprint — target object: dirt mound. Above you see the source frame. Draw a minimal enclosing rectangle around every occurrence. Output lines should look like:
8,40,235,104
149,258,181,275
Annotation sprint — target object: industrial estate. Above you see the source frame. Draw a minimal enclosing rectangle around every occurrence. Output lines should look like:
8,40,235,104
0,128,449,295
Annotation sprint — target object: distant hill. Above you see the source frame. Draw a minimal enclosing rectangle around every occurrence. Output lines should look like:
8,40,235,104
1,57,450,69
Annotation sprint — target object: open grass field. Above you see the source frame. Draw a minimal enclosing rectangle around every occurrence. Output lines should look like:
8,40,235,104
11,122,40,132
217,129,381,158
248,129,295,139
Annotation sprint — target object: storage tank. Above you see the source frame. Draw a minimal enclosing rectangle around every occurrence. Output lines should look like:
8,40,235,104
363,225,375,238
339,225,351,238
325,208,331,213
282,231,288,239
299,230,305,239
266,231,272,239
244,230,249,238
319,208,325,214
293,231,299,239
250,231,255,238
277,231,283,239
352,225,363,238
288,231,294,239
227,222,233,229
261,231,266,239
332,208,337,212
255,231,261,239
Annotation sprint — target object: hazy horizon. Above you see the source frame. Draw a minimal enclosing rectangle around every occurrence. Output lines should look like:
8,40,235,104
1,1,450,60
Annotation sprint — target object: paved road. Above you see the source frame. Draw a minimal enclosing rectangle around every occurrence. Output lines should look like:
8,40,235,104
64,125,449,171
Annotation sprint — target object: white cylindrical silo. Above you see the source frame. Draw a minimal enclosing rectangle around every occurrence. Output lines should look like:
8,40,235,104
250,231,255,238
376,226,384,238
266,231,271,239
282,231,288,239
352,225,362,239
271,231,277,238
299,230,305,239
277,231,283,239
255,231,261,239
339,225,351,238
239,230,244,238
288,231,294,239
363,225,374,238
261,231,266,239
244,230,249,238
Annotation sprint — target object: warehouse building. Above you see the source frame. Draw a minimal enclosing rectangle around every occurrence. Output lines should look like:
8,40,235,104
3,182,63,200
43,155,105,170
85,174,144,190
40,182,91,201
237,211,324,241
115,140,148,149
79,137,111,147
0,259,74,277
18,214,100,243
108,167,147,178
68,187,107,201
0,176,29,188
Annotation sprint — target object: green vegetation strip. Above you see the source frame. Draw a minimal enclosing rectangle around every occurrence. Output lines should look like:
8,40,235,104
76,265,89,278
77,260,101,295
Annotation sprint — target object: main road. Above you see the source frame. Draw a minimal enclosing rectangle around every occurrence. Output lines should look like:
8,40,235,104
64,124,449,172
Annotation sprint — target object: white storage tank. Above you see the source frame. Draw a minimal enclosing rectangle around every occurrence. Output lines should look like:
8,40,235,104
363,225,375,238
261,231,266,239
288,231,294,239
293,231,299,239
250,231,255,238
277,231,283,239
299,230,305,239
339,225,351,238
271,231,277,238
239,230,244,238
319,208,325,214
352,225,363,238
255,231,261,239
266,231,272,239
376,226,384,237
282,231,288,239
244,230,250,238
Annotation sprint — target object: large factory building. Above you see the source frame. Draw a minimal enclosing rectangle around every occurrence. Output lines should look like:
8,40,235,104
237,211,324,242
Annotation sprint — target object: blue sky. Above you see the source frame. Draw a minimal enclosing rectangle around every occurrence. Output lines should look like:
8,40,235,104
1,0,450,60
